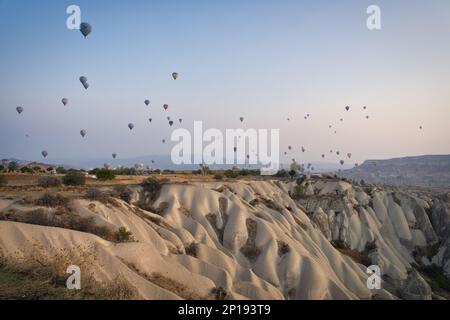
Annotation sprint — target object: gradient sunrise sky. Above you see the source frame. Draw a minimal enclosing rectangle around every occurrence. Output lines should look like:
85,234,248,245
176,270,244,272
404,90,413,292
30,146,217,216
1,0,449,165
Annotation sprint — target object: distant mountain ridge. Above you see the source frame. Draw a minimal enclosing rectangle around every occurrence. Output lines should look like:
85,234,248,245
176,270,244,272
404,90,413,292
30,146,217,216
341,154,450,187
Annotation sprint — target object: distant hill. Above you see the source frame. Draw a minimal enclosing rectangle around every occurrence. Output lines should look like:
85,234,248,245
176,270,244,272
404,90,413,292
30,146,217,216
340,155,450,188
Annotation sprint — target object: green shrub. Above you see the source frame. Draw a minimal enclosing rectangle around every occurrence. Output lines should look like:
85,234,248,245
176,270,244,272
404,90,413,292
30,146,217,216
291,184,306,200
56,166,67,174
37,176,62,188
63,171,86,186
7,161,19,172
115,227,133,242
0,165,4,172
46,167,54,172
20,166,34,173
95,169,116,181
275,169,289,178
224,170,239,178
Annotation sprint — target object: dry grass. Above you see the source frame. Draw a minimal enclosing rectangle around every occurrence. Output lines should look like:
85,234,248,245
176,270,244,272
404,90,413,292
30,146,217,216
0,244,136,300
34,193,69,207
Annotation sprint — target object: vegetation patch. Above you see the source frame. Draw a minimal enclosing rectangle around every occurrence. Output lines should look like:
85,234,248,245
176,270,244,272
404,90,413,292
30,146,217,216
63,171,86,186
34,193,70,208
240,219,261,263
0,247,136,300
37,176,61,188
277,240,290,256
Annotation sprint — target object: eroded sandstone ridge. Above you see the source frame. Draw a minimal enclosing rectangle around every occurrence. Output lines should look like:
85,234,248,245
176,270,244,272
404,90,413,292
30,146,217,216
0,177,449,299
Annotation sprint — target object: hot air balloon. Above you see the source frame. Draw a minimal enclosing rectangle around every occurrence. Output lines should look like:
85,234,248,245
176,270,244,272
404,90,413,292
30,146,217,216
162,139,166,144
167,116,171,121
288,146,292,150
80,129,86,138
172,72,179,80
148,118,152,122
16,106,23,114
233,147,237,152
345,106,350,111
112,153,117,159
340,118,343,122
240,117,244,122
347,153,352,158
355,163,359,167
169,121,174,126
144,99,150,106
321,154,325,158
366,115,369,119
340,160,344,166
284,152,287,155
301,147,305,153
179,118,182,123
104,163,111,169
329,125,332,128
62,98,68,106
163,104,169,110
128,123,134,130
336,151,340,155
80,22,92,38
419,126,423,130
41,150,48,158
363,106,367,110
79,76,89,89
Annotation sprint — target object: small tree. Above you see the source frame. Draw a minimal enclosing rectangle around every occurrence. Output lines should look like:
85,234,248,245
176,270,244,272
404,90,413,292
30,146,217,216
63,170,86,186
95,168,116,181
56,166,67,174
7,161,19,172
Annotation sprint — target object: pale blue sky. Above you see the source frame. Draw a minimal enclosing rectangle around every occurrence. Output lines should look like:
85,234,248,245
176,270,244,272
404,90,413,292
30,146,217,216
1,0,449,166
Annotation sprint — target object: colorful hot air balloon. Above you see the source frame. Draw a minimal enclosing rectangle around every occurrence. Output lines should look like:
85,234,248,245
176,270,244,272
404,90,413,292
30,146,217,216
345,106,350,111
169,121,174,126
163,104,169,110
347,153,352,158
